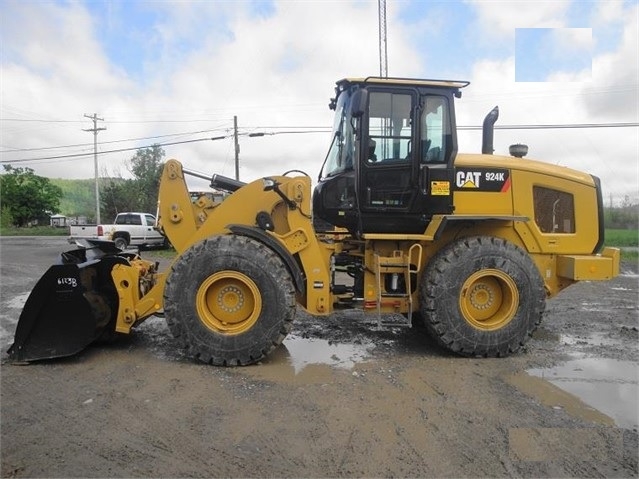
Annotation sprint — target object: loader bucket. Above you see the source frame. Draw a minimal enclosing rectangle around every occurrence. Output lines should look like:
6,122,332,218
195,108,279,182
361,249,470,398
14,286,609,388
7,240,129,362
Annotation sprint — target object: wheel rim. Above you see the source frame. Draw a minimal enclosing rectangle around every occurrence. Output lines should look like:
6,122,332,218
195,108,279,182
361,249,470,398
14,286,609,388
196,271,262,335
459,269,519,331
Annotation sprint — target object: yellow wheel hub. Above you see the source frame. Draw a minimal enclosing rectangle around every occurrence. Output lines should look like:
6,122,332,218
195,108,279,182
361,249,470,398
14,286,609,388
459,269,519,331
196,271,262,334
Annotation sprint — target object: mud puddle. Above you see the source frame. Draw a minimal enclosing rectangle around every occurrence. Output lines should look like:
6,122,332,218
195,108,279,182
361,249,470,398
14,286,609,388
280,335,373,373
238,335,376,383
527,358,638,430
138,317,376,374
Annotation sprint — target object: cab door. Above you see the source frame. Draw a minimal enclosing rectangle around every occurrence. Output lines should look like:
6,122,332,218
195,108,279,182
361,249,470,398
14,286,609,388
415,94,456,220
357,89,456,234
358,89,418,233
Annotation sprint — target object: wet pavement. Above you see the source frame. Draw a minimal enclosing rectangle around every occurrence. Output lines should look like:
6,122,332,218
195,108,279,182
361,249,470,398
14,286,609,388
1,236,637,432
528,357,638,429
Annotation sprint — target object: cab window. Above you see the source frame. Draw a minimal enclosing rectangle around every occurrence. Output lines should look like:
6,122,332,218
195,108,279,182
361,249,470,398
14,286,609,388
421,96,451,163
367,92,412,164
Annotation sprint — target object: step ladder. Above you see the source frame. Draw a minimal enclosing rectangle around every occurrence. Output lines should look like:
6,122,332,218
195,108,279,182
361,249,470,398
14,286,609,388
373,244,422,328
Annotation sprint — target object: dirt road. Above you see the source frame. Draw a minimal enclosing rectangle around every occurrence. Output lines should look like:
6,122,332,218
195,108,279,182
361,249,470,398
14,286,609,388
1,237,637,478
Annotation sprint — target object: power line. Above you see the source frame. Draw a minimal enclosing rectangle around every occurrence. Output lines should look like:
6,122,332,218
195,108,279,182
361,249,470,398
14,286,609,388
0,136,229,164
5,120,634,154
246,129,331,137
0,130,329,163
0,117,234,124
2,122,637,165
0,127,231,153
459,122,639,130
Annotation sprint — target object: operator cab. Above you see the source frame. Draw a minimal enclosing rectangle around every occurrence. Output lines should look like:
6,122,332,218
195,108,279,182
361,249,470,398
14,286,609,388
313,77,469,235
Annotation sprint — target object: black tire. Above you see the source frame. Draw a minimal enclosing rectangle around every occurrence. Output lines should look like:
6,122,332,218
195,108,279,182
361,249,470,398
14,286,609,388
419,236,545,357
164,235,296,366
113,236,128,250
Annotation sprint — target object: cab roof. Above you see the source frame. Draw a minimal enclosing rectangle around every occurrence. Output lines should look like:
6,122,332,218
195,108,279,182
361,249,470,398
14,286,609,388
338,77,470,90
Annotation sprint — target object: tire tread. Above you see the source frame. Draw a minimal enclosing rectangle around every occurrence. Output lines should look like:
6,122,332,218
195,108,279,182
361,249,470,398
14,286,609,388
164,235,295,366
419,235,545,357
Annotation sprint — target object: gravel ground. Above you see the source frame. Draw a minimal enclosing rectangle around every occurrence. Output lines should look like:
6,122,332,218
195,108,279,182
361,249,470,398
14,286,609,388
1,237,637,478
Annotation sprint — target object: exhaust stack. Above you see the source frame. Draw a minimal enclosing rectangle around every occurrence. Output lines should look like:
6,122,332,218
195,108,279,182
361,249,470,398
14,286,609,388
482,106,499,155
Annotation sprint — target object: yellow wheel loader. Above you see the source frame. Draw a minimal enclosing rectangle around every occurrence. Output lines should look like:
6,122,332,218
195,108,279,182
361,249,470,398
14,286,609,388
8,77,620,365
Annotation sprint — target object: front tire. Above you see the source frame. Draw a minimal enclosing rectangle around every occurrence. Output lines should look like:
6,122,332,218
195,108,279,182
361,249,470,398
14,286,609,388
420,236,545,357
164,235,296,366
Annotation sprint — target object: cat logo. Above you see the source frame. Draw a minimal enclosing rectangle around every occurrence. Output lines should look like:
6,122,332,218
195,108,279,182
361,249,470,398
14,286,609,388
454,168,510,192
456,171,481,188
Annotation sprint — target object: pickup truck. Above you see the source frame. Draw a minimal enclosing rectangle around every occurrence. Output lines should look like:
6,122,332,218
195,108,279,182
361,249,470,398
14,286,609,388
69,212,166,250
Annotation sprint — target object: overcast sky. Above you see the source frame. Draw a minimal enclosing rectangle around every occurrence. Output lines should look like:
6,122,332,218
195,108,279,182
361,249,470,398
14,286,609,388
1,0,637,204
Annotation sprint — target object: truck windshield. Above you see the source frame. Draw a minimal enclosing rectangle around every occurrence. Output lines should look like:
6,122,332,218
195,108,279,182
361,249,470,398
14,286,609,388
319,90,354,179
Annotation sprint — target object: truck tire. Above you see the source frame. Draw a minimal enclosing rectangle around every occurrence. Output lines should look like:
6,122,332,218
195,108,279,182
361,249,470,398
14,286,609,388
113,236,128,250
164,235,296,366
419,236,545,357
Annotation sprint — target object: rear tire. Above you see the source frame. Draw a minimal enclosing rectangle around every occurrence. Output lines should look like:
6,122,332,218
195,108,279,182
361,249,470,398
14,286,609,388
419,236,545,357
164,235,296,366
113,236,128,251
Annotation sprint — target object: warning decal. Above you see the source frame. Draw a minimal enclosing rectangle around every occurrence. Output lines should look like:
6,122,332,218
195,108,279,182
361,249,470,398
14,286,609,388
431,181,450,196
454,168,510,192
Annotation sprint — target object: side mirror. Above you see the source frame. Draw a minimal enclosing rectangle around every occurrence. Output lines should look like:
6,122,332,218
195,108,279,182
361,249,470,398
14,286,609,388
349,89,368,118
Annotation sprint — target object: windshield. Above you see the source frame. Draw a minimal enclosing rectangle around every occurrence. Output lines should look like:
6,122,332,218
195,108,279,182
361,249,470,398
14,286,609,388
319,90,354,179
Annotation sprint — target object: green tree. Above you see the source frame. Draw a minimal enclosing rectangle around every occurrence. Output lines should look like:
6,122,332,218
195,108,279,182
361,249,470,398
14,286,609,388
102,178,139,220
604,196,639,230
1,206,14,228
0,165,63,226
101,145,165,219
129,144,165,213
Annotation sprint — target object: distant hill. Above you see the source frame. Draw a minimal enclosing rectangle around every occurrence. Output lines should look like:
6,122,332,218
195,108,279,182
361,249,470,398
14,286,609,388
50,178,123,219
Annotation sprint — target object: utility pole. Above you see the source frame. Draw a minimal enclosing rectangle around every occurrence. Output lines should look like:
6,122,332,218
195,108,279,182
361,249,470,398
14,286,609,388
83,113,106,224
378,0,388,78
234,115,240,181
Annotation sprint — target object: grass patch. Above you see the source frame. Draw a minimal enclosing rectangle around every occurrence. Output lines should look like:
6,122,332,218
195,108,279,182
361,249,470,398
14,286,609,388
0,226,69,236
622,250,638,261
605,229,638,247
